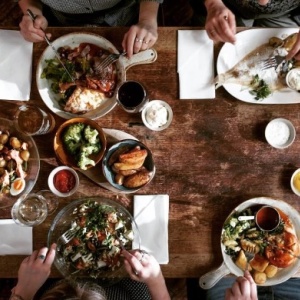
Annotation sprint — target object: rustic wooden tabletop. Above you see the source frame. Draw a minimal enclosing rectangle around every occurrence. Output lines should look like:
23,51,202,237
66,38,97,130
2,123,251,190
1,26,300,279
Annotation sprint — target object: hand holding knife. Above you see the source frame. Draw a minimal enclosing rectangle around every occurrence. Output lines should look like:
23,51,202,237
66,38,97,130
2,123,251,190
27,9,75,82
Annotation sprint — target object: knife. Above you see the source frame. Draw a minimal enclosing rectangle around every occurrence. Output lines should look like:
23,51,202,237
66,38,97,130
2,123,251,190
27,9,75,82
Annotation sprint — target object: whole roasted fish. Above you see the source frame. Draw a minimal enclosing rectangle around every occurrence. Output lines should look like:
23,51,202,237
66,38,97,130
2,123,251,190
215,33,298,92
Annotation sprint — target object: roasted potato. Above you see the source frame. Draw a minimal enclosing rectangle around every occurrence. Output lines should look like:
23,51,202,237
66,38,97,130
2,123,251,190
269,37,284,48
264,264,278,278
235,250,248,271
123,171,151,188
250,254,269,273
252,270,267,284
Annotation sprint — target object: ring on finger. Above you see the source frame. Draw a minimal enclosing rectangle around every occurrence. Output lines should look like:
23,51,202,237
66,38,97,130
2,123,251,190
135,37,143,43
38,254,46,260
133,269,139,276
143,40,149,44
139,249,148,262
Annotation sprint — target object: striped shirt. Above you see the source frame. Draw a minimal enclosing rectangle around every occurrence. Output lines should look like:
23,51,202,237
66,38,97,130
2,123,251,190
224,0,300,19
41,0,163,26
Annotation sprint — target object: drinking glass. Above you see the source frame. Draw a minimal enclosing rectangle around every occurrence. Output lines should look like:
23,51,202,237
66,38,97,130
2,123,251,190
14,104,55,135
12,193,47,226
11,190,59,226
116,81,148,113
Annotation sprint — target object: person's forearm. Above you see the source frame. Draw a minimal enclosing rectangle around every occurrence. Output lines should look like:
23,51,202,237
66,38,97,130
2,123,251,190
146,273,171,300
139,1,160,23
18,0,42,15
11,285,36,300
204,0,225,10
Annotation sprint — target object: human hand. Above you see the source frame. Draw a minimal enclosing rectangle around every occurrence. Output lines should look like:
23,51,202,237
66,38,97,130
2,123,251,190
122,249,161,283
19,13,50,42
225,271,258,300
286,32,300,60
122,21,158,58
12,243,56,300
204,0,236,43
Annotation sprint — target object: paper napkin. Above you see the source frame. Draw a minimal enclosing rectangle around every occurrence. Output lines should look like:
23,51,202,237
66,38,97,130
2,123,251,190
0,30,33,100
0,219,32,255
177,30,215,99
133,195,169,264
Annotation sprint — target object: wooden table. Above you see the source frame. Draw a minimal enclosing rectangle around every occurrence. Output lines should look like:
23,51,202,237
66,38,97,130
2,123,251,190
1,26,300,279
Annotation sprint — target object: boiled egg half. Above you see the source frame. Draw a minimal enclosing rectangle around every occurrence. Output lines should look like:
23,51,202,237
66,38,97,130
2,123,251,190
10,178,26,196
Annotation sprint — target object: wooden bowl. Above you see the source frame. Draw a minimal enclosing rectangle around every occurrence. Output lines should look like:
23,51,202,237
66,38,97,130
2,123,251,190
54,117,106,170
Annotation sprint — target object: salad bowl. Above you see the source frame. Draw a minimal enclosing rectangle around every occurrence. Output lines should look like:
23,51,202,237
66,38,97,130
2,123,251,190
47,197,140,281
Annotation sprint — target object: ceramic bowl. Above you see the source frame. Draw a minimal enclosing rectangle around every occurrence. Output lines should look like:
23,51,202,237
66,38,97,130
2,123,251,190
54,117,107,170
48,166,79,197
102,139,155,193
141,100,173,131
286,68,300,91
291,168,300,196
265,118,295,149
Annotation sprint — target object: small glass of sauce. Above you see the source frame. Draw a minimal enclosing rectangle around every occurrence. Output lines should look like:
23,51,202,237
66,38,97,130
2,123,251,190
255,205,280,231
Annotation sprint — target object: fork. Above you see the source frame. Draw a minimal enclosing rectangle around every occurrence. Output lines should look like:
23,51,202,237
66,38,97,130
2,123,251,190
244,251,255,271
94,52,127,72
260,55,286,70
59,228,77,244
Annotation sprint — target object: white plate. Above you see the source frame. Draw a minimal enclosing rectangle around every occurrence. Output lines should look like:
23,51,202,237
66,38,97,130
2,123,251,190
200,197,300,289
36,32,123,119
217,28,300,104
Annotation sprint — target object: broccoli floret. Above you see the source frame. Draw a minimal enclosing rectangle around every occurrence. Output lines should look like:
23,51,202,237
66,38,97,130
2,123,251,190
63,123,85,143
80,143,101,156
84,125,99,144
65,140,81,155
78,153,96,170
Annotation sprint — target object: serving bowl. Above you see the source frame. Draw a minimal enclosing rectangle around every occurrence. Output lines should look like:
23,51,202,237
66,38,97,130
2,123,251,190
54,117,106,170
141,100,173,131
291,168,300,196
265,118,295,149
102,139,155,193
47,197,140,280
0,118,40,209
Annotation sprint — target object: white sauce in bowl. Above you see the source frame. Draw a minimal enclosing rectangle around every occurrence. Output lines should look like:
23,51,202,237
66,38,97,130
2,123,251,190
286,69,300,90
145,103,168,128
266,121,290,146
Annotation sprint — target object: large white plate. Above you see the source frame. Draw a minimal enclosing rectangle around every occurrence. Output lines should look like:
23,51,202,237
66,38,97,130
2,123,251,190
36,32,123,120
217,28,300,104
200,197,300,289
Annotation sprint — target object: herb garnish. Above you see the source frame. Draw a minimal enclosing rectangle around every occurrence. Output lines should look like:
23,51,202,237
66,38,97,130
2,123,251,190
250,74,271,100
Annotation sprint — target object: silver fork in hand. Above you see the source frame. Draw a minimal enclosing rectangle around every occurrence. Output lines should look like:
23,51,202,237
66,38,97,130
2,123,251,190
94,52,127,72
59,228,77,244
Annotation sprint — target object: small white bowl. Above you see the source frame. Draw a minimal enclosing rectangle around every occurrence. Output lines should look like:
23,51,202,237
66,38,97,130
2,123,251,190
265,118,295,149
291,168,300,196
48,166,79,197
141,100,173,131
286,68,300,91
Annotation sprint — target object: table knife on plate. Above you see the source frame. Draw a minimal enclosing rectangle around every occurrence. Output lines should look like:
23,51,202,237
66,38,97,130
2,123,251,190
27,9,75,82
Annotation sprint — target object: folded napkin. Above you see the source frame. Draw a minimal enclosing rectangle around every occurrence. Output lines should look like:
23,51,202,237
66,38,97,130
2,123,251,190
0,219,32,255
177,30,215,99
133,195,169,264
0,30,33,100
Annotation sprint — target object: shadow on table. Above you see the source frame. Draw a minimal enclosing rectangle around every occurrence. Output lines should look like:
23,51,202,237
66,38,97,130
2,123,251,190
187,278,207,300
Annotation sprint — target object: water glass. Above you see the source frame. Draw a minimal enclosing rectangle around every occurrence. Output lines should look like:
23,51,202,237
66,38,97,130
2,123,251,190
14,104,55,135
116,81,148,113
11,193,48,226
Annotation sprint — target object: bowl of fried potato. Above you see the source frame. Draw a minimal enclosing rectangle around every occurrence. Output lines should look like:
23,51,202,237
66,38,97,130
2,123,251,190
102,139,155,192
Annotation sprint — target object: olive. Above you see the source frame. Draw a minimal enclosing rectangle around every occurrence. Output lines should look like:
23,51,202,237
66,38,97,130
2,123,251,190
7,160,16,171
0,167,5,176
20,150,30,162
10,137,21,149
0,134,8,145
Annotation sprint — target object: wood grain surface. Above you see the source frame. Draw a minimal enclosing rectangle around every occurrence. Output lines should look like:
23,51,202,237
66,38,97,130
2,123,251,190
1,26,300,280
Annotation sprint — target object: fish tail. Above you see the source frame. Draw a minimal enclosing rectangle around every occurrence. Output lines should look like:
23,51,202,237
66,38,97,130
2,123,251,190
214,73,231,89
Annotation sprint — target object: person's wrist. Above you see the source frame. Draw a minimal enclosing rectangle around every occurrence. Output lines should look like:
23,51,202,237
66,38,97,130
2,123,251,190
204,0,223,10
13,285,35,300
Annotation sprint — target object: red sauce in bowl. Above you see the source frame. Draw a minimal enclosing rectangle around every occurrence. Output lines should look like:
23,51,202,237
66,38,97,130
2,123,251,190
255,206,280,231
53,169,76,193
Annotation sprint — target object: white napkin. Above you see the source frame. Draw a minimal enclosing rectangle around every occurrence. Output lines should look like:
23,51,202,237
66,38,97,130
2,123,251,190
177,30,215,99
133,195,169,264
0,219,32,255
0,30,33,100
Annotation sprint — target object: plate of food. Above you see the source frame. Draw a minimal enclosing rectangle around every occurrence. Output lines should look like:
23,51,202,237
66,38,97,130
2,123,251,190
0,118,40,209
36,32,157,119
216,28,300,104
200,197,300,289
48,197,140,280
